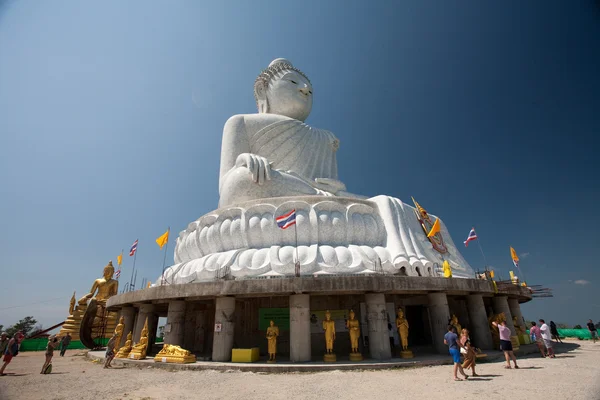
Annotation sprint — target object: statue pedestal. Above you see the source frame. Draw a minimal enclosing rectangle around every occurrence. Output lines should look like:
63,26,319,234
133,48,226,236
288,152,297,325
518,334,531,345
267,360,276,364
128,352,146,360
323,353,337,362
399,349,414,359
154,355,196,364
349,352,363,361
510,336,520,351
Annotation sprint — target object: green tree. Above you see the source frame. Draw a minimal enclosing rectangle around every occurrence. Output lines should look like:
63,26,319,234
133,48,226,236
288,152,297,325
557,323,569,329
574,324,583,329
0,324,4,333
6,316,38,337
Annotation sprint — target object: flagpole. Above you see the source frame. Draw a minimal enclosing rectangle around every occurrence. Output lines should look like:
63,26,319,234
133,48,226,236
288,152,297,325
129,243,138,293
132,269,137,291
117,249,123,281
161,227,170,286
294,220,300,277
474,227,488,267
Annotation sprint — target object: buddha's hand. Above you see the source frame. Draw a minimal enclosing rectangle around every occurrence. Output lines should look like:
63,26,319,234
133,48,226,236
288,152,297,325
314,178,346,195
235,153,272,185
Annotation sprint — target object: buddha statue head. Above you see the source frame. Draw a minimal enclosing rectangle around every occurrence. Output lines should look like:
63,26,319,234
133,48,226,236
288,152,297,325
397,308,405,319
325,310,331,321
254,58,313,121
269,320,275,327
349,309,355,320
103,261,115,280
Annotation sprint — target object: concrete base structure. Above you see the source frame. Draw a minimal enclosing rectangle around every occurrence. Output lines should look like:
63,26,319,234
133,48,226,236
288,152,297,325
119,306,136,348
106,276,532,365
289,294,311,362
492,296,516,335
212,297,236,362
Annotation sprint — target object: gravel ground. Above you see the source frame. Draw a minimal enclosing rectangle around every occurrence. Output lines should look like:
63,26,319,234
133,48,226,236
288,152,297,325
0,340,599,400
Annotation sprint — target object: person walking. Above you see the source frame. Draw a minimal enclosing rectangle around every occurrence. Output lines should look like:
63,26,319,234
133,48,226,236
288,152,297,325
41,336,60,374
459,328,479,377
59,332,72,357
539,319,555,358
0,331,24,376
549,321,563,343
0,333,8,356
104,334,118,369
529,322,546,357
444,325,469,381
587,319,597,343
492,319,519,369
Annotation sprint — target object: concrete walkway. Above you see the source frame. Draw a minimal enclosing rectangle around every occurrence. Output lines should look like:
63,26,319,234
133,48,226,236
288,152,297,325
87,344,540,373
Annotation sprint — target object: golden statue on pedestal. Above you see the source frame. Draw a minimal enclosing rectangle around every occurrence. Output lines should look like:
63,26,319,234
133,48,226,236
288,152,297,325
396,308,413,358
346,310,362,361
153,343,196,364
59,292,84,340
129,318,149,360
322,310,336,362
266,320,279,363
78,262,120,349
69,292,76,315
450,314,462,335
442,260,452,278
116,331,133,358
113,316,125,353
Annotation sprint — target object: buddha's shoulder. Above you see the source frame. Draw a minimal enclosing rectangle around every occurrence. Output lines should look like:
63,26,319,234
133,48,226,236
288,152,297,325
224,113,296,127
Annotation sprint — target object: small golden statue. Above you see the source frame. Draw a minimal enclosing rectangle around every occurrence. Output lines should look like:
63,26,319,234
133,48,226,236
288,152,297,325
129,317,149,360
396,308,413,358
113,316,125,353
153,343,196,364
322,310,336,362
266,320,279,363
450,314,462,335
69,291,76,315
346,310,362,361
116,331,133,358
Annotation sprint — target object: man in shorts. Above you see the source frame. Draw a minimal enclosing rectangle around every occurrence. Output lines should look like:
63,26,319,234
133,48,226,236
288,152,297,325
539,319,555,358
587,319,597,343
444,325,468,381
0,331,24,376
104,334,118,368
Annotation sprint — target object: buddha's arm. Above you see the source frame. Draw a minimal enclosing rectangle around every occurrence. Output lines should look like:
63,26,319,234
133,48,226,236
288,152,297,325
219,115,249,188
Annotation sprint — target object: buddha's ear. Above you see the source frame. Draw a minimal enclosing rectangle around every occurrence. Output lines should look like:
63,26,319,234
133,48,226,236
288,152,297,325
255,81,269,113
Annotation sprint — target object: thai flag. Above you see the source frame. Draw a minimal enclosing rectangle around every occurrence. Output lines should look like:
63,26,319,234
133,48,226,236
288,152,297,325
129,239,138,256
464,228,477,247
276,209,297,229
115,269,121,279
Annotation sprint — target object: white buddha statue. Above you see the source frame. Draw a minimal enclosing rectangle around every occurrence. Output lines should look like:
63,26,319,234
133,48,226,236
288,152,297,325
161,59,473,283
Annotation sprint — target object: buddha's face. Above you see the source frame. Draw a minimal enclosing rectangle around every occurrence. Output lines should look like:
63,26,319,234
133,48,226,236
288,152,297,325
349,311,355,320
270,320,274,327
397,309,404,318
325,311,331,320
103,267,114,280
265,70,313,121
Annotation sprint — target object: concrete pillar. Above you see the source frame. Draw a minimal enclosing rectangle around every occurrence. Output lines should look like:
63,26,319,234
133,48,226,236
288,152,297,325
164,300,186,346
212,297,236,362
289,294,311,362
492,296,516,335
508,298,525,329
133,304,155,343
119,306,136,347
466,294,494,350
365,293,391,360
147,313,159,352
428,292,451,354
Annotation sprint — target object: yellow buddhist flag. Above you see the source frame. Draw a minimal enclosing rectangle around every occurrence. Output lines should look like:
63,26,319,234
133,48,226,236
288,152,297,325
156,228,170,249
117,252,123,266
490,270,495,279
510,247,519,262
427,218,441,238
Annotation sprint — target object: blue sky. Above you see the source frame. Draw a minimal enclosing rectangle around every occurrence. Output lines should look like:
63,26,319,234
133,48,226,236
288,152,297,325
1,1,598,330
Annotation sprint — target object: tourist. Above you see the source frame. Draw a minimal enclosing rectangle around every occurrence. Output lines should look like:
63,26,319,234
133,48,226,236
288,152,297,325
104,334,118,368
587,319,597,343
0,333,8,356
444,325,468,381
529,322,546,357
539,319,555,358
459,328,478,377
41,336,60,374
59,332,72,357
0,331,24,376
550,321,563,343
492,320,519,369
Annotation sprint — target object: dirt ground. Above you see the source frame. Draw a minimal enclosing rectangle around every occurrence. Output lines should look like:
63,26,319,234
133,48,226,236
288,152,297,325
0,340,599,400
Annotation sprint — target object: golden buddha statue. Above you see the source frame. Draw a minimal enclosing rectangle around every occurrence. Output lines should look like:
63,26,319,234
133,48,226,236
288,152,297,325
322,310,336,362
153,343,196,364
450,314,462,335
116,331,133,358
78,261,119,306
346,310,362,361
130,318,149,360
59,291,84,340
113,316,125,353
266,320,279,363
69,292,76,315
396,308,413,358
